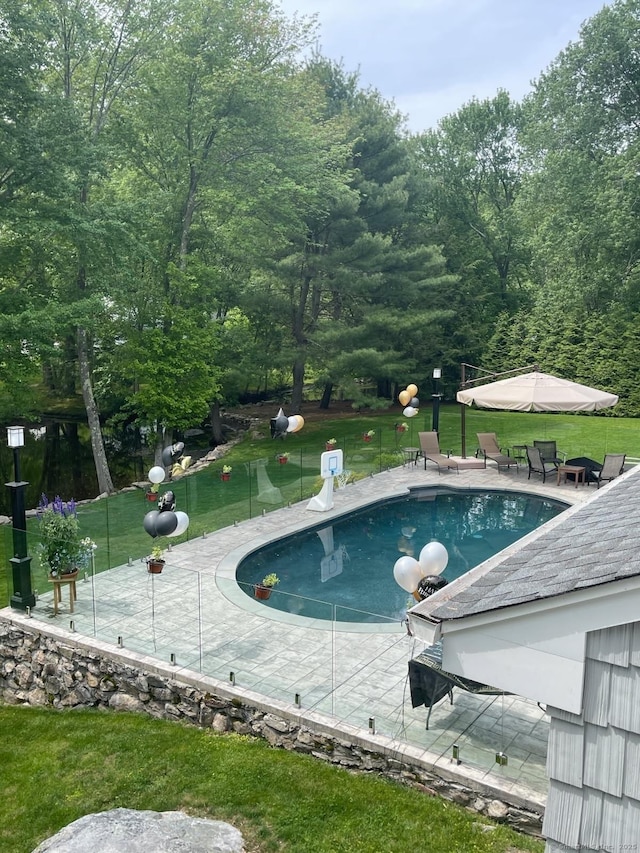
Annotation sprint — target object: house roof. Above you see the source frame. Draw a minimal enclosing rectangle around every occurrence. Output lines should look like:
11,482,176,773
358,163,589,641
411,466,640,624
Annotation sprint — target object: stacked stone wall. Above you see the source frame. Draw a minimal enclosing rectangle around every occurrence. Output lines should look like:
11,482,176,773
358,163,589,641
0,617,543,837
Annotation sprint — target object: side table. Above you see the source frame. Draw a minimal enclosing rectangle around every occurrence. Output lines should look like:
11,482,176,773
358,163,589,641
48,571,78,615
402,447,421,466
557,464,586,488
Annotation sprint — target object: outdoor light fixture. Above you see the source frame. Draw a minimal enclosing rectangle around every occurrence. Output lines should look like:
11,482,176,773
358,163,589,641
431,369,443,433
5,425,35,610
7,426,25,448
495,751,508,766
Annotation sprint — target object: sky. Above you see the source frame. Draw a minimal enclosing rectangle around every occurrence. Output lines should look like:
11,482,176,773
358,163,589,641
276,0,612,133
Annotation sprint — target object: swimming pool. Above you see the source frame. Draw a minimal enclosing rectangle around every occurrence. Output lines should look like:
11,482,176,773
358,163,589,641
235,487,567,624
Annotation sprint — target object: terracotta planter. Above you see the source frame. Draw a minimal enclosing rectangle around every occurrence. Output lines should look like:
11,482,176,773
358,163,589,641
254,584,272,600
278,456,288,464
146,491,158,502
396,427,407,433
147,559,165,574
325,443,336,451
363,435,372,443
221,473,231,481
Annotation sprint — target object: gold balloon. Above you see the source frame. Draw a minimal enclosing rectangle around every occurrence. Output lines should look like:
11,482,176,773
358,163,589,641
406,383,418,397
292,415,305,432
398,389,411,406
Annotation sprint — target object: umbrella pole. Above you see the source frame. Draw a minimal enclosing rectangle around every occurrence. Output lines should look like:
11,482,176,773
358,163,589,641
460,363,467,458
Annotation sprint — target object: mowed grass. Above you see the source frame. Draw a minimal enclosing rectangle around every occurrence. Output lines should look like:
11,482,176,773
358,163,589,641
0,705,544,853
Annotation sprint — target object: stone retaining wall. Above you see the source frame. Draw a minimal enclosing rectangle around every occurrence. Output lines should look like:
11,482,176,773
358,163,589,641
0,615,543,837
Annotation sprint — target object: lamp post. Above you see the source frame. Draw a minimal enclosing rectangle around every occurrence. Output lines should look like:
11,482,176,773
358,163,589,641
6,426,35,610
431,368,442,433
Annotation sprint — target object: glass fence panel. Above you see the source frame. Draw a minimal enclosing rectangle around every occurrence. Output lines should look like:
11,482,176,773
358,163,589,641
212,576,334,708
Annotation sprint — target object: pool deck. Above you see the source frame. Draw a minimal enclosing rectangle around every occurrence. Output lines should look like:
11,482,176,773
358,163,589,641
15,460,596,812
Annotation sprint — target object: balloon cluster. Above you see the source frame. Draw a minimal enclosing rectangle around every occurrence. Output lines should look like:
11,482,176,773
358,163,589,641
270,407,305,439
143,444,191,540
393,541,448,600
398,383,420,418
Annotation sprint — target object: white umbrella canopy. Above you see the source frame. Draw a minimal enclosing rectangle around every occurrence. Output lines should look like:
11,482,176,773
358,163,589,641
456,371,619,413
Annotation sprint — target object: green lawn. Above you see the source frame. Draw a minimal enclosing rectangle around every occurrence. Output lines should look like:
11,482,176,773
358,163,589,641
0,705,543,853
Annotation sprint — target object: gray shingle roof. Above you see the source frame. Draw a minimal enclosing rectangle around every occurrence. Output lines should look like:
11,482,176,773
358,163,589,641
424,468,640,622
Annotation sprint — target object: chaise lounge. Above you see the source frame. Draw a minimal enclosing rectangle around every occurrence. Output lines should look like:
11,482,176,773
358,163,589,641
476,433,518,472
418,431,458,474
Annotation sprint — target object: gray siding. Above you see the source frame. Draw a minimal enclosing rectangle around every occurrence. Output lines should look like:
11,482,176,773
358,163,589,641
544,621,640,851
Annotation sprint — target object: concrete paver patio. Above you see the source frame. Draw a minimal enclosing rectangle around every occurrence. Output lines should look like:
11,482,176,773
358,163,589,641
25,459,594,809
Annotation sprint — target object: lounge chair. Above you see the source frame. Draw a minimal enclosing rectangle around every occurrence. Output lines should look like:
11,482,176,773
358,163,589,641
533,440,567,465
476,433,518,472
525,445,557,484
418,431,458,474
592,454,626,488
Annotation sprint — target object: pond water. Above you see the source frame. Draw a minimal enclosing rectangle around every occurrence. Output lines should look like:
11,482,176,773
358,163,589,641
235,488,567,624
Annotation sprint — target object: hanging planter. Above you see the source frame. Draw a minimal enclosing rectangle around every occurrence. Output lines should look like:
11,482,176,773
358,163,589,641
395,423,408,433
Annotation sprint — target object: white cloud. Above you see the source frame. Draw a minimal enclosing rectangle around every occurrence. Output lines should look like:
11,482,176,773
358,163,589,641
277,0,612,132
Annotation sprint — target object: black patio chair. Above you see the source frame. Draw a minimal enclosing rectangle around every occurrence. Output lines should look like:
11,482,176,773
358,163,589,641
525,445,558,484
533,440,567,465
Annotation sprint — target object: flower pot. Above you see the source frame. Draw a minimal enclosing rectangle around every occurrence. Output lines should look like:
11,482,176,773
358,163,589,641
221,473,231,481
254,584,272,600
396,426,406,433
278,456,288,464
147,559,164,574
146,491,158,501
325,443,336,451
363,435,372,443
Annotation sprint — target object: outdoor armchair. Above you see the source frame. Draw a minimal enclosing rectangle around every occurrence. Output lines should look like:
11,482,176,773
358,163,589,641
525,445,557,484
592,454,626,488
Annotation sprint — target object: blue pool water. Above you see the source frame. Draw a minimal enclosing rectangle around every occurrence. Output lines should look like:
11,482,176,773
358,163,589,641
236,488,567,624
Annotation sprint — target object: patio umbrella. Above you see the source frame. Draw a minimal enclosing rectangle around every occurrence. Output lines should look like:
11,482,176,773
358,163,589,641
456,371,618,413
456,370,619,457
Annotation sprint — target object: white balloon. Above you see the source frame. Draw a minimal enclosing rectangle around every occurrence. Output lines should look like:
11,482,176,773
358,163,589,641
403,406,417,418
148,466,166,484
418,541,449,576
167,510,190,538
286,415,298,432
393,556,423,593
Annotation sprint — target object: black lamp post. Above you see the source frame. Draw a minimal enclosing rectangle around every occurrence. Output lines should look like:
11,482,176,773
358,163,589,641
6,426,35,611
431,368,442,433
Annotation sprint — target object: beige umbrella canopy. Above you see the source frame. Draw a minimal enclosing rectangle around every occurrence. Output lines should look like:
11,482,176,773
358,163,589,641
456,371,619,413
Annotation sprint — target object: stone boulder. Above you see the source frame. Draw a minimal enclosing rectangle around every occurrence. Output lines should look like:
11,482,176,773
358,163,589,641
32,808,245,853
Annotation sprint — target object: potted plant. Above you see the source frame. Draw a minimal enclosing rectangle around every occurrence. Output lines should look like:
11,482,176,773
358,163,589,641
254,572,280,600
145,483,160,502
276,452,289,464
147,544,165,574
363,429,375,442
37,494,89,579
221,465,232,481
325,438,337,451
395,422,408,433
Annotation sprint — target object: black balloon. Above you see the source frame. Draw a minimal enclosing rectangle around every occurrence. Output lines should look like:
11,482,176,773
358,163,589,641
416,575,448,600
161,442,185,467
410,397,420,407
270,411,290,439
158,490,176,512
155,510,178,536
143,510,160,537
